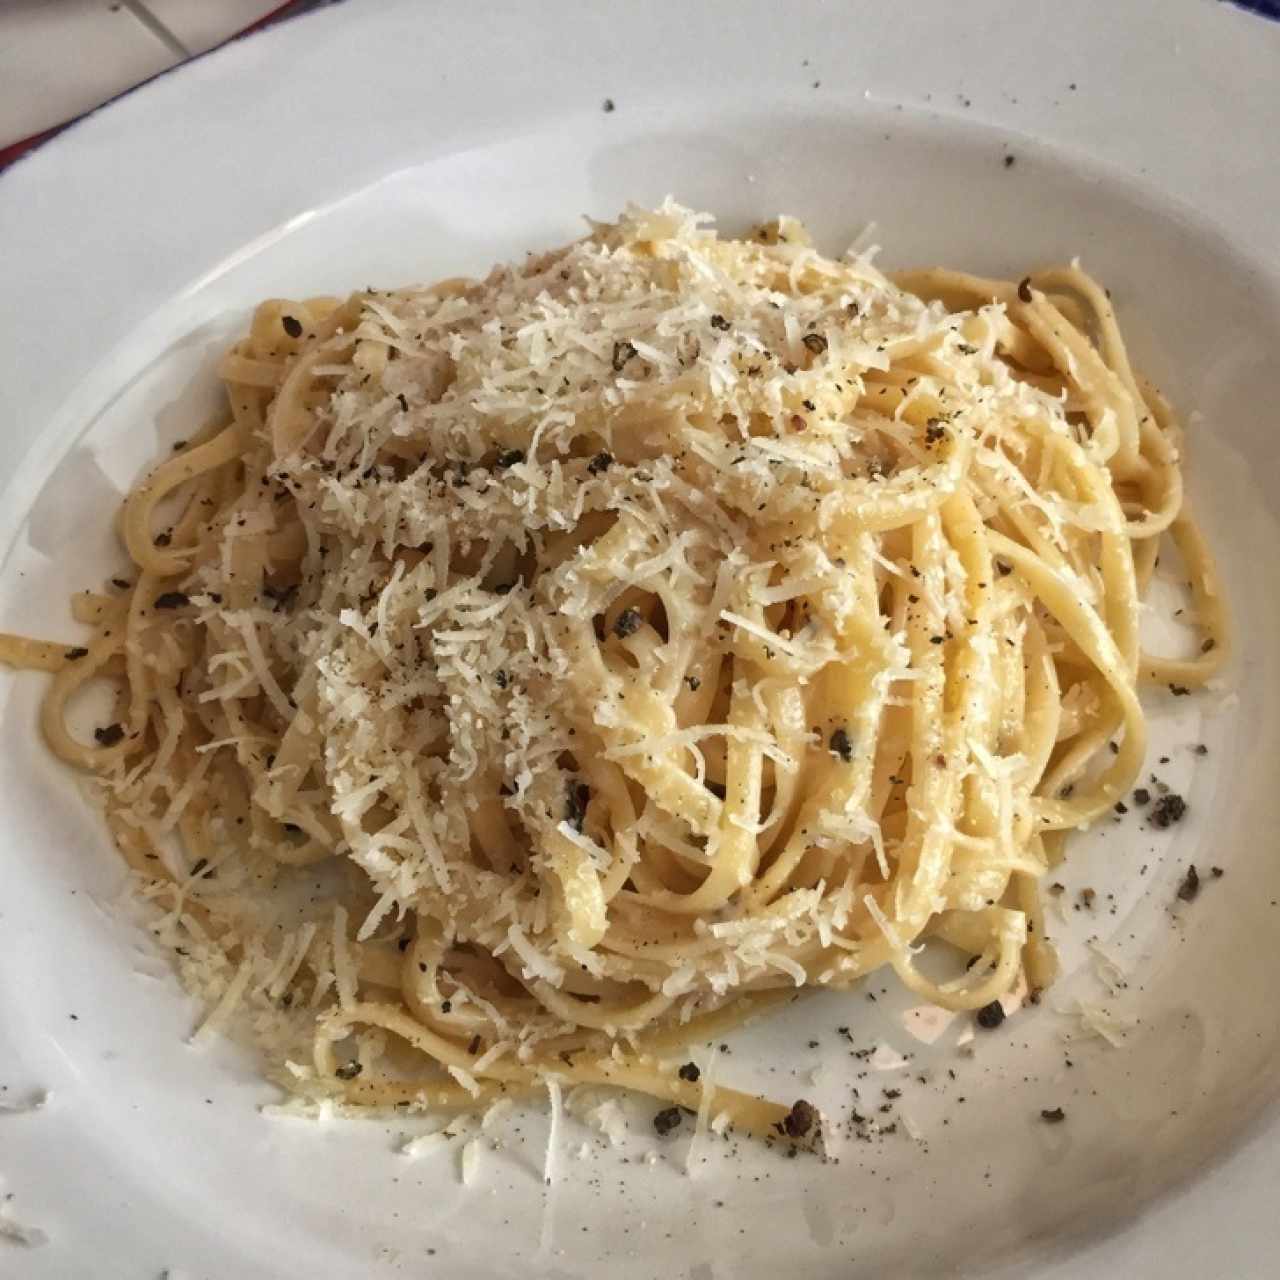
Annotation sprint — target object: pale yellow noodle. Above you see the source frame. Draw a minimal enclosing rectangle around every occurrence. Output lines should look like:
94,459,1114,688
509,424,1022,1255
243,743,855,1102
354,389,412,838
0,207,1225,1146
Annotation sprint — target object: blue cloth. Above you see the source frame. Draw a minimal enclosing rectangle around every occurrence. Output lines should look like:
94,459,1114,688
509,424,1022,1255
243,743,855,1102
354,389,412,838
1226,0,1280,19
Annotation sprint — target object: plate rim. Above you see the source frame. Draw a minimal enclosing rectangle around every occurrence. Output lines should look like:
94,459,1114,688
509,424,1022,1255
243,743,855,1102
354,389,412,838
2,2,1280,1276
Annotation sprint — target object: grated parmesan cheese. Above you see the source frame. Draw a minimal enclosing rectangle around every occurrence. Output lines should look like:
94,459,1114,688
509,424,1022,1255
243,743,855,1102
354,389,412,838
543,1078,563,1187
1060,999,1134,1048
459,1137,483,1186
0,1198,46,1249
30,198,1200,1158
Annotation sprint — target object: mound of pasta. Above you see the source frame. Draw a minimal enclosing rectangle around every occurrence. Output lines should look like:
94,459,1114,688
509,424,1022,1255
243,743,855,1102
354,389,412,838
0,202,1225,1139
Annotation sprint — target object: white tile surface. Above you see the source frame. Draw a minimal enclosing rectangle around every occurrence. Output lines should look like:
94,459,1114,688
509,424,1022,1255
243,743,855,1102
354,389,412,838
0,0,181,149
137,0,280,55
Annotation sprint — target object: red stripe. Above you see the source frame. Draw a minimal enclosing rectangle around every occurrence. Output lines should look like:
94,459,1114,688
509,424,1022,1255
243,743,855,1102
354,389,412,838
0,125,60,172
238,1,308,37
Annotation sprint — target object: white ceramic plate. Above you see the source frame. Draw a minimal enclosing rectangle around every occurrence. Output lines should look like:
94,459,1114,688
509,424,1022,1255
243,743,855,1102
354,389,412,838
3,2,1279,1276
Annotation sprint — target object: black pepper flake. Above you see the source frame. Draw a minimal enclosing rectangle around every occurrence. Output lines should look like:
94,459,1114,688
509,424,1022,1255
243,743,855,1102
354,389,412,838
611,340,637,372
653,1106,683,1137
396,393,409,412
1194,744,1208,756
829,727,853,762
262,582,297,613
93,723,125,747
1114,801,1128,815
334,1061,363,1080
1003,154,1016,168
709,314,731,332
975,1001,1006,1030
924,418,947,444
190,858,210,878
64,647,89,660
1017,277,1034,303
1176,864,1201,903
281,315,303,339
440,1000,452,1014
110,577,131,590
1201,638,1216,653
1133,787,1151,806
678,1062,701,1083
802,333,828,356
613,608,642,638
495,448,525,469
154,532,172,547
994,559,1012,576
929,635,945,645
602,97,615,112
565,781,590,833
1040,1107,1066,1124
153,591,190,610
467,1035,482,1055
1151,794,1187,829
1211,866,1224,878
1168,684,1191,697
494,669,509,689
781,1099,816,1139
683,674,701,691
587,451,613,475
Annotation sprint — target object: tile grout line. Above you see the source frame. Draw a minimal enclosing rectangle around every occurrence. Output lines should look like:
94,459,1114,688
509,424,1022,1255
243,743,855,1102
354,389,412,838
119,1,191,59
